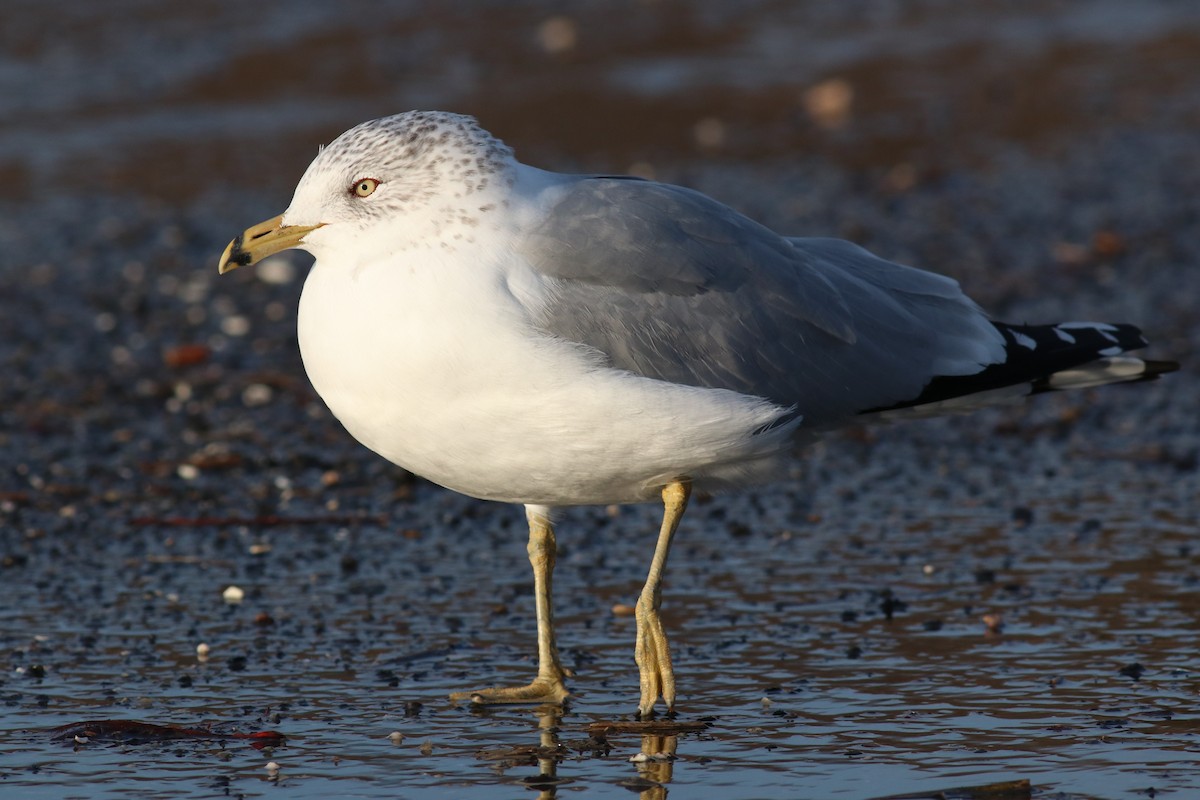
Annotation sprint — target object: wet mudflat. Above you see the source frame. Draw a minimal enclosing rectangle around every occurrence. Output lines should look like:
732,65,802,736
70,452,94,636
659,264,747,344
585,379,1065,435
2,2,1199,798
2,427,1196,798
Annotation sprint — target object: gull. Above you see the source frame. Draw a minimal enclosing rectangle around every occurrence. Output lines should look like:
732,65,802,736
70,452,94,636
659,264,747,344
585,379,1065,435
218,110,1176,716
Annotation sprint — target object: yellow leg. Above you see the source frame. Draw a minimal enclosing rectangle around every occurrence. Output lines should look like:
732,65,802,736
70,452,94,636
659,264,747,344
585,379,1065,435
635,481,691,717
450,505,569,705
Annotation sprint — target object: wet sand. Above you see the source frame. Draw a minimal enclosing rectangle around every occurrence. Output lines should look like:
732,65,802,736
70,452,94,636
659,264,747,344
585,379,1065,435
1,2,1198,798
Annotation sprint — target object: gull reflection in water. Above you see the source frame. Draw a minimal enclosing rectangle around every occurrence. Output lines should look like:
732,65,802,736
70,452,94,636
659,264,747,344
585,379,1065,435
474,706,704,798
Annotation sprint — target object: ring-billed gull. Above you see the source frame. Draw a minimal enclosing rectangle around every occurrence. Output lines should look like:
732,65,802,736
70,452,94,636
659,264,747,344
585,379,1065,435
218,110,1176,716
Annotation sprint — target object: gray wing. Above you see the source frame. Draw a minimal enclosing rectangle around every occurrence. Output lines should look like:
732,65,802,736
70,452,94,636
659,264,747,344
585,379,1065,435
517,177,1005,427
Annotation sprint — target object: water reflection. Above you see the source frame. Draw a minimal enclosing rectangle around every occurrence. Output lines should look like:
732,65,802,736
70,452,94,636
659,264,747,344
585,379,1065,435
474,705,699,798
628,732,678,799
475,705,573,795
525,706,567,798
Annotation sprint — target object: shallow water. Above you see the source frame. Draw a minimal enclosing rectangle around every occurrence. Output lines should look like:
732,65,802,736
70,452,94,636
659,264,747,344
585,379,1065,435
3,438,1197,798
2,1,1199,798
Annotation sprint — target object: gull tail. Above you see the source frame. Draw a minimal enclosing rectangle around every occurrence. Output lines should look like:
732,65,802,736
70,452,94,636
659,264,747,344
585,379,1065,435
866,321,1178,419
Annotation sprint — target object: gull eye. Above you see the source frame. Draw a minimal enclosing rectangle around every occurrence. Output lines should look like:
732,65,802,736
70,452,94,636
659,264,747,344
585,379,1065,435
352,178,380,198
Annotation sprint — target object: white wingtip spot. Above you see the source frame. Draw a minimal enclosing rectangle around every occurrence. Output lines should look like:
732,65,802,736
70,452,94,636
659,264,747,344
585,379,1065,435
1055,320,1121,343
1053,326,1077,344
1047,356,1146,390
1012,331,1037,350
1057,321,1118,332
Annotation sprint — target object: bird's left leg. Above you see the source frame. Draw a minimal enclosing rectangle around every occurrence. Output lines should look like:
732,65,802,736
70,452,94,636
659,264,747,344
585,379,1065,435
450,505,569,705
635,480,692,718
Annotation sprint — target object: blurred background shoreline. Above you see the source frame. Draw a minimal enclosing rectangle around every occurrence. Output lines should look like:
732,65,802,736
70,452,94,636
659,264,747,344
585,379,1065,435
5,0,1200,205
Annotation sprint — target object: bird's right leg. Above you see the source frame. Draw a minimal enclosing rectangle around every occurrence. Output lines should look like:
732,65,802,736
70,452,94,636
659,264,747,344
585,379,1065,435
450,504,570,705
635,480,691,717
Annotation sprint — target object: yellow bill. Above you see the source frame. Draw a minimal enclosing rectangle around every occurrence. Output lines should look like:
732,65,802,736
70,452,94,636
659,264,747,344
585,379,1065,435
218,214,323,274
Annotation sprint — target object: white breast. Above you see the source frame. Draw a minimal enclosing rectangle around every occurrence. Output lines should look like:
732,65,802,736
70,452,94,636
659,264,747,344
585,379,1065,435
296,238,796,506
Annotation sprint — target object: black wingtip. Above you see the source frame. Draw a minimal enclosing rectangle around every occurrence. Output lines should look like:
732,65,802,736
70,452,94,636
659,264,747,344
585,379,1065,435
861,320,1177,415
1139,359,1181,379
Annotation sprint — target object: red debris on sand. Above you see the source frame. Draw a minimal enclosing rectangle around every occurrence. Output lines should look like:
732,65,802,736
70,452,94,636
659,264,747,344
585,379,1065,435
49,720,285,750
163,343,211,368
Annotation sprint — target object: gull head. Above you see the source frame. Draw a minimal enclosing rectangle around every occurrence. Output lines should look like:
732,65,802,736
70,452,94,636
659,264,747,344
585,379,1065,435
218,111,517,273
